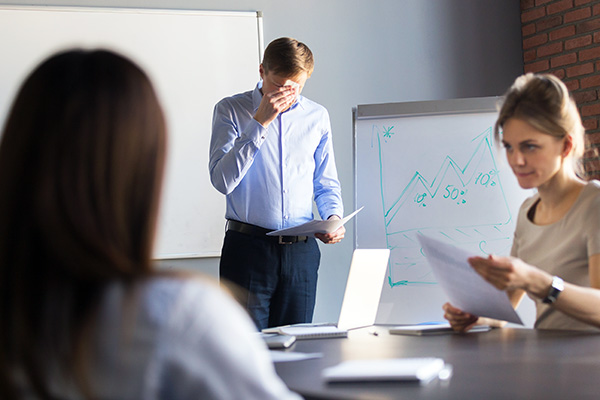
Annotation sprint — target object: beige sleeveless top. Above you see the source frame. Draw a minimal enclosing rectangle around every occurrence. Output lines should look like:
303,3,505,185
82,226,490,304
511,180,600,331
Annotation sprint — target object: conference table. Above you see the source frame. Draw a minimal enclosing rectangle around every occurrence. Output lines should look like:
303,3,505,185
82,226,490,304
274,326,600,400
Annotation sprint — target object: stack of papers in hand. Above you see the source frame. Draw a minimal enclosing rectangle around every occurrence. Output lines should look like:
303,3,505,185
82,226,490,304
267,207,363,237
417,235,523,325
322,358,446,383
389,323,491,336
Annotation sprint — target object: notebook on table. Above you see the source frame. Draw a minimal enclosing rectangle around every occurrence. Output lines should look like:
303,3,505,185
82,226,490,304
389,323,491,336
322,357,446,383
262,248,390,339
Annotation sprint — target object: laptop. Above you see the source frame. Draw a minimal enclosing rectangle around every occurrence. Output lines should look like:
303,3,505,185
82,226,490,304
262,248,390,338
337,248,390,330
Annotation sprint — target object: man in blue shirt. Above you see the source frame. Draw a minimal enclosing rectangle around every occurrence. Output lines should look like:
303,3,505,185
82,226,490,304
209,37,344,330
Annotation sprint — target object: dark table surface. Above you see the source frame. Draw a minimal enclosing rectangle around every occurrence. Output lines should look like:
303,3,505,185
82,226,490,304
274,326,600,400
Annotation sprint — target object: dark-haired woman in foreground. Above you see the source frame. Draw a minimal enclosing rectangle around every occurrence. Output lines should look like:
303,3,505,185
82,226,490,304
0,49,300,399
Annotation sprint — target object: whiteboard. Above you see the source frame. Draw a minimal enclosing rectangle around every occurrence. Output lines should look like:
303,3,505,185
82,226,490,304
353,98,532,324
0,6,263,258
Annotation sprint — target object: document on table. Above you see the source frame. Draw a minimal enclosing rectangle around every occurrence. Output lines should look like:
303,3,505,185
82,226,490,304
389,323,491,336
276,326,348,339
417,235,523,325
267,207,363,237
263,324,348,340
270,351,323,363
322,358,446,383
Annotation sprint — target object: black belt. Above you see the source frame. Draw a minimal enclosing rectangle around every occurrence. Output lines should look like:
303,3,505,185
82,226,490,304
227,220,308,245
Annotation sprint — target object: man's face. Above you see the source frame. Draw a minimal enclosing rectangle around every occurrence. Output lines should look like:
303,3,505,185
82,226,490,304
259,65,308,101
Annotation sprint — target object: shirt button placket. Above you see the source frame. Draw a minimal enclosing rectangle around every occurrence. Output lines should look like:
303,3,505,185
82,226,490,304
279,113,287,226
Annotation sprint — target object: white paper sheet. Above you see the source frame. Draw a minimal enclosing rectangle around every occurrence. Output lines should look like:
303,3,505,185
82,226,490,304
267,207,364,236
277,326,348,339
269,351,323,363
389,323,491,335
322,358,445,382
417,235,523,325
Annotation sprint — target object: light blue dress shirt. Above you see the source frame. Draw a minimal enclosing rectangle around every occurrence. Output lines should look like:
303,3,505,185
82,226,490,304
209,82,343,230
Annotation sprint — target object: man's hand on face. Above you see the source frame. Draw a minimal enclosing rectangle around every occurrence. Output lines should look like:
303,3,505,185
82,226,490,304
253,85,298,128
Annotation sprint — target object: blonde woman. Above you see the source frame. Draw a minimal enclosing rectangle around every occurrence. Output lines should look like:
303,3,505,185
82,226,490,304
444,73,600,332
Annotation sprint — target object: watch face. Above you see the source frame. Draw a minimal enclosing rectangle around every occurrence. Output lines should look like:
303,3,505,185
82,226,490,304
552,276,565,291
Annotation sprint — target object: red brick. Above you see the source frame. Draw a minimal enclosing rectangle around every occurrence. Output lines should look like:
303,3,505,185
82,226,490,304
547,0,573,14
585,156,600,167
585,158,600,168
521,0,535,10
573,88,598,102
525,59,550,73
586,154,600,164
566,79,580,90
566,35,593,50
522,7,546,23
538,42,563,57
579,46,600,61
585,152,599,169
581,75,600,88
524,49,537,62
585,153,600,164
584,147,596,160
585,159,600,178
565,7,592,23
536,16,563,31
594,3,600,15
586,132,600,146
552,69,566,79
524,33,548,49
550,25,576,41
577,17,600,34
536,0,553,5
595,32,600,43
586,151,598,165
585,171,600,180
585,133,600,145
582,103,600,116
551,53,578,68
568,63,596,77
586,171,600,180
583,118,598,130
575,0,593,5
567,63,595,77
522,23,536,37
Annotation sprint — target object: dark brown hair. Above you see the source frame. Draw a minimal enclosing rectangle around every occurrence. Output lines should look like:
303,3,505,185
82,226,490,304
0,49,166,398
261,37,314,77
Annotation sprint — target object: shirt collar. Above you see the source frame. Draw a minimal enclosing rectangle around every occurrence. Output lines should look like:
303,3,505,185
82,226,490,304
252,81,305,113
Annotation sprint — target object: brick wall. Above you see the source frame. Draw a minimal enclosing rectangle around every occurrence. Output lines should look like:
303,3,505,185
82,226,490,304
521,0,600,178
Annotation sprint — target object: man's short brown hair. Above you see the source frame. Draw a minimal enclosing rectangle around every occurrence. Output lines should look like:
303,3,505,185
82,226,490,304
261,37,314,78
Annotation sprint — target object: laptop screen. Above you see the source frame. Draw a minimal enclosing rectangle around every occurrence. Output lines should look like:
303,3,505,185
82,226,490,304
337,249,390,330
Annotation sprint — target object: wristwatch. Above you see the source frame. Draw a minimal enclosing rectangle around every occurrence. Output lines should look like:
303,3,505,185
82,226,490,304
542,276,564,304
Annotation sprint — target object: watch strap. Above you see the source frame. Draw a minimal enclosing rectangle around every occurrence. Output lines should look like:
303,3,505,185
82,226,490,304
542,276,564,304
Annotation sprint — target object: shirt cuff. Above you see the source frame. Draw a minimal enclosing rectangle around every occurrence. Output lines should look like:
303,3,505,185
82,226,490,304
248,118,268,147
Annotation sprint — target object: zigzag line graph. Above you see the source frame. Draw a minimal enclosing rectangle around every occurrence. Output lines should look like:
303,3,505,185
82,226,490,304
373,124,515,288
